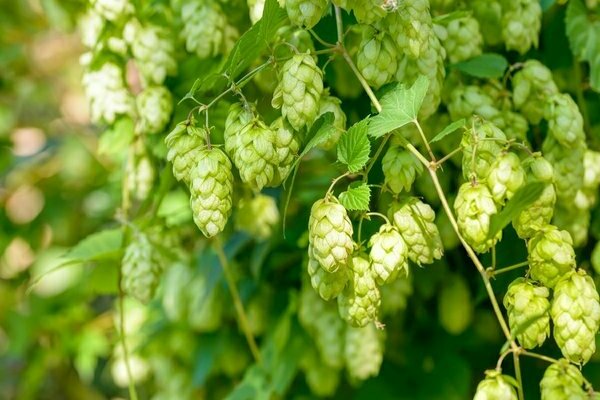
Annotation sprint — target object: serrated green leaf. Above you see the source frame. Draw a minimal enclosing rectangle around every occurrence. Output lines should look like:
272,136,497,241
337,119,371,173
339,183,371,211
430,119,466,144
452,53,508,79
368,75,429,138
566,0,593,60
64,228,123,262
433,10,472,25
487,182,546,239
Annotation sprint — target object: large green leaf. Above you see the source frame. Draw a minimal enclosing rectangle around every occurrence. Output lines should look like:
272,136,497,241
452,53,508,79
339,182,371,211
430,119,466,144
368,75,429,138
566,0,600,91
64,228,123,262
337,119,371,173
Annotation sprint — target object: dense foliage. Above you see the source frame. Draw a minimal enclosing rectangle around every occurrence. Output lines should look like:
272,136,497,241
2,0,600,399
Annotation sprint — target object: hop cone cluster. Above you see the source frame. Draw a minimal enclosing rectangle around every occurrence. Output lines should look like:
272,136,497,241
136,86,173,135
544,93,585,148
181,1,236,58
551,269,600,365
454,182,500,253
473,371,518,400
501,0,542,54
389,198,443,265
270,116,300,186
540,359,587,400
272,53,323,131
165,123,204,183
503,278,550,349
542,136,585,203
527,225,576,288
438,15,483,63
346,0,387,24
82,61,134,124
122,232,165,303
512,60,558,124
369,223,408,285
338,255,381,327
356,26,398,89
381,145,423,194
486,152,525,205
235,194,279,240
344,324,383,382
189,146,233,237
92,0,132,21
285,0,328,28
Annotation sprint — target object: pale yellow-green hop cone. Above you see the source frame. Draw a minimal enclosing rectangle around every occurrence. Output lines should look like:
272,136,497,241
512,155,557,239
356,26,399,89
316,90,347,150
270,116,300,185
389,198,443,265
299,347,341,397
551,269,600,365
439,15,483,63
344,323,384,382
460,119,507,181
338,255,381,327
447,85,500,123
438,273,473,335
381,145,423,194
369,223,408,285
223,102,254,160
165,123,204,183
503,278,550,349
527,225,576,288
540,359,587,400
122,232,165,304
454,181,501,253
386,0,433,59
235,194,279,240
347,0,388,24
181,0,227,58
501,0,541,54
285,0,328,28
307,245,349,301
136,86,173,135
189,146,233,237
308,197,355,273
512,60,558,124
272,52,323,131
473,370,518,400
544,93,585,148
486,152,525,205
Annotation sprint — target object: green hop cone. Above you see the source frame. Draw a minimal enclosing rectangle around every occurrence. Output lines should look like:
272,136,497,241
270,116,300,185
308,197,355,273
540,359,587,400
438,15,483,63
381,145,423,194
551,269,600,365
92,0,132,21
299,347,341,397
454,181,501,253
438,274,473,335
553,204,590,248
347,0,388,24
460,119,507,181
512,60,558,124
447,85,500,123
307,246,349,300
501,0,541,54
187,270,224,332
127,148,155,202
503,278,550,349
473,370,518,400
387,0,433,59
338,255,381,327
165,123,204,183
189,146,233,237
389,198,443,265
344,324,383,382
486,152,526,205
356,26,399,89
224,102,254,160
235,194,279,240
544,93,585,148
471,0,503,45
272,52,323,131
527,225,576,288
122,232,165,303
316,90,347,149
369,223,408,285
136,86,173,135
512,156,556,238
181,0,236,58
285,0,328,28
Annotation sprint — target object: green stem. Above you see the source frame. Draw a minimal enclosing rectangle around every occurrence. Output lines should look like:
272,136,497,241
513,353,525,400
362,134,391,182
434,146,462,167
492,245,497,271
214,237,261,363
326,171,351,196
488,261,529,278
413,119,436,162
309,29,335,48
520,350,557,365
365,212,391,226
339,45,382,112
334,6,344,44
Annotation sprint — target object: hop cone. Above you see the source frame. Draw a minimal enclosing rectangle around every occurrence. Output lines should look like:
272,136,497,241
338,255,381,327
380,274,413,318
124,20,176,85
189,147,233,237
317,90,347,149
270,116,300,185
369,223,408,285
224,102,254,159
82,61,134,124
553,204,590,249
187,271,224,331
381,145,423,194
501,0,541,54
347,0,388,24
356,26,399,89
122,232,164,303
447,85,500,123
308,197,354,273
165,123,204,183
503,278,550,349
272,53,323,130
439,16,483,63
473,370,518,400
551,269,600,365
387,0,433,59
136,86,173,135
486,152,525,205
438,274,473,335
235,194,279,240
389,198,443,265
299,348,341,397
471,0,503,46
540,359,587,400
307,245,349,300
181,1,233,58
461,120,507,181
92,0,132,21
545,93,585,148
512,60,558,124
285,0,328,28
298,280,345,368
581,150,600,207
127,149,155,201
344,324,383,382
542,136,585,202
527,225,575,288
454,182,501,253
497,109,529,143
